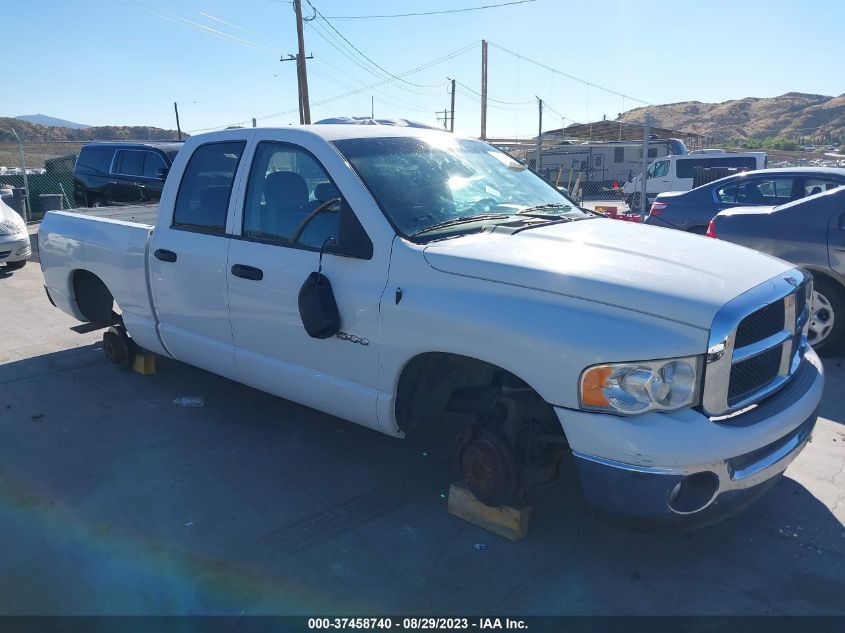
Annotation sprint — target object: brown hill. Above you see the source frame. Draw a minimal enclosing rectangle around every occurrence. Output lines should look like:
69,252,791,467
618,92,845,141
0,117,184,143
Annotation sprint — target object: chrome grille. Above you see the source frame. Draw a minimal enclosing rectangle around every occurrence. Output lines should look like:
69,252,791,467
734,300,785,347
728,346,782,405
702,269,811,417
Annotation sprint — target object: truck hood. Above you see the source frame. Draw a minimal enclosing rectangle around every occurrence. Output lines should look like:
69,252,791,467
422,218,792,329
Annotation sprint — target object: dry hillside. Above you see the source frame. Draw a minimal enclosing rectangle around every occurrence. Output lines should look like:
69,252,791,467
619,92,845,140
0,117,184,143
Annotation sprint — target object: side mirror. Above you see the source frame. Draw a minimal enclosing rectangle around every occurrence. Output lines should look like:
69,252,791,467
326,202,373,260
156,166,169,180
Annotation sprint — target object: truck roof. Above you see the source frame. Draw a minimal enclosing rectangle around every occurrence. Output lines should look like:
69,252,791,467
197,124,472,143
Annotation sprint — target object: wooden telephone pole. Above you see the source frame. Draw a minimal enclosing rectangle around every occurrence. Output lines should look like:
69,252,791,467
294,0,311,124
449,78,456,132
480,40,488,140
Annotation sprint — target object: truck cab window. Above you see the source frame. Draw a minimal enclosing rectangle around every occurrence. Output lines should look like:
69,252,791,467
649,160,669,178
172,141,245,234
242,142,342,248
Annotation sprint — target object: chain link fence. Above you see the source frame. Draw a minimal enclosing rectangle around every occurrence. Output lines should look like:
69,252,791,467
0,142,85,219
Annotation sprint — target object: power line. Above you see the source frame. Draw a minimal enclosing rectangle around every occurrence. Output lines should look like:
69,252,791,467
114,0,281,55
189,69,291,104
306,19,444,95
454,79,532,105
304,0,444,90
323,0,538,19
309,64,436,114
455,86,531,112
169,0,277,42
489,41,652,107
189,42,480,132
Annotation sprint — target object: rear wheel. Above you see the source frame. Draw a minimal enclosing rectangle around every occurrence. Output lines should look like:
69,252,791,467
808,278,844,352
4,260,26,270
89,196,105,208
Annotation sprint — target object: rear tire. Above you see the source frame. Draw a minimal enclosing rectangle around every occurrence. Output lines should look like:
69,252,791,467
808,278,844,353
4,260,27,270
89,196,105,208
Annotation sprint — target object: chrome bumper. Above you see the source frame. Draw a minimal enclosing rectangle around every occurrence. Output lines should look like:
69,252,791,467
569,347,823,528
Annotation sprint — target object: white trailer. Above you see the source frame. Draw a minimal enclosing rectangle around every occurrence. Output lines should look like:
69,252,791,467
530,138,688,195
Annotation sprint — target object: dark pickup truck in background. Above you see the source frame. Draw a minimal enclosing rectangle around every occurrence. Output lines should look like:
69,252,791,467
73,141,183,207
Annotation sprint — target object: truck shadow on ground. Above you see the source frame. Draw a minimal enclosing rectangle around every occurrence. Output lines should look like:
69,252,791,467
0,343,843,615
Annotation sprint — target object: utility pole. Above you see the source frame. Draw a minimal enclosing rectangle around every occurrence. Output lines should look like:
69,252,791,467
639,112,652,217
252,118,257,128
11,129,29,222
173,102,182,140
534,97,543,172
480,39,488,140
294,0,311,124
371,96,374,119
436,109,450,130
281,50,314,124
449,78,456,132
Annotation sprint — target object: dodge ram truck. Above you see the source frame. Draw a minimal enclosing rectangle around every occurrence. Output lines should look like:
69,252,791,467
39,125,824,528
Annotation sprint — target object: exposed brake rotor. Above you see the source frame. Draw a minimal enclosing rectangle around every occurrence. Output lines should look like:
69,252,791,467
456,427,520,507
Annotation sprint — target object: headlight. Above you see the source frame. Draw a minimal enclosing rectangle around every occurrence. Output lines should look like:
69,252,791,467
579,356,702,415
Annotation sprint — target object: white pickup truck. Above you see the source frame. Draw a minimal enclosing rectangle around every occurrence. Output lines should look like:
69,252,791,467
39,125,824,528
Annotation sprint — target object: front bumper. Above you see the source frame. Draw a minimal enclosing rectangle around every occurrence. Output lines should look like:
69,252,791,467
0,235,31,263
557,346,824,529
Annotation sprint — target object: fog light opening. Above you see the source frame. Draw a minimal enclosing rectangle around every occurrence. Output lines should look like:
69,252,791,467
668,472,720,514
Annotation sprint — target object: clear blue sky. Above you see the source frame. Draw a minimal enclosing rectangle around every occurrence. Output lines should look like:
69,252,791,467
4,0,843,138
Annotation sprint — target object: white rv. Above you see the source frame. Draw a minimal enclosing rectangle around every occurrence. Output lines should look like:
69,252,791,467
530,138,688,195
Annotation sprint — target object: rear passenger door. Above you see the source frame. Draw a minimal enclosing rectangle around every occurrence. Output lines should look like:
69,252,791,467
108,149,146,204
149,139,248,377
139,150,168,202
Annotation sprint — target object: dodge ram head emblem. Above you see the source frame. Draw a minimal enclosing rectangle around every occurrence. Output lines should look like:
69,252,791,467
784,276,799,288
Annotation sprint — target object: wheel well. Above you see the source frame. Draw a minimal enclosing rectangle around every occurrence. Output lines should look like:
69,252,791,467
394,352,560,438
72,270,116,324
806,267,845,295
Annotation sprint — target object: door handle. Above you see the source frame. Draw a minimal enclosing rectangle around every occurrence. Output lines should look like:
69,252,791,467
231,264,264,281
154,249,177,262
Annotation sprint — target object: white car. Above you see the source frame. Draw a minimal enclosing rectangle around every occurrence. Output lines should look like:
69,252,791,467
0,196,31,270
38,125,823,529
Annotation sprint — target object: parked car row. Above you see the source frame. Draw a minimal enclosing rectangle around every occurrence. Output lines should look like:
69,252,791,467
642,167,845,351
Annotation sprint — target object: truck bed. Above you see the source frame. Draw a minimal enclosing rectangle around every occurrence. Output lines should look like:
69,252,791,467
65,204,159,228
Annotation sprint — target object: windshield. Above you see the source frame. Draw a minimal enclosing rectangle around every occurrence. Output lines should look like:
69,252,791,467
333,136,585,237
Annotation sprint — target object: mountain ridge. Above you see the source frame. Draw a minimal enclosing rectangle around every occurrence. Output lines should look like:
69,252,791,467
618,92,845,141
15,114,90,129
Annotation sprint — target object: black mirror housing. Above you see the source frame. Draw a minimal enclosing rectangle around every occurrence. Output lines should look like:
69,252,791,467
329,202,373,259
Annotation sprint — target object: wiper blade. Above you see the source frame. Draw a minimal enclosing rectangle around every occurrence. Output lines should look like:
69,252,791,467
517,203,573,214
412,213,509,236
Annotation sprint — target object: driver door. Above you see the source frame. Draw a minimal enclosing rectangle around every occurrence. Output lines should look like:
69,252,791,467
226,140,387,429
